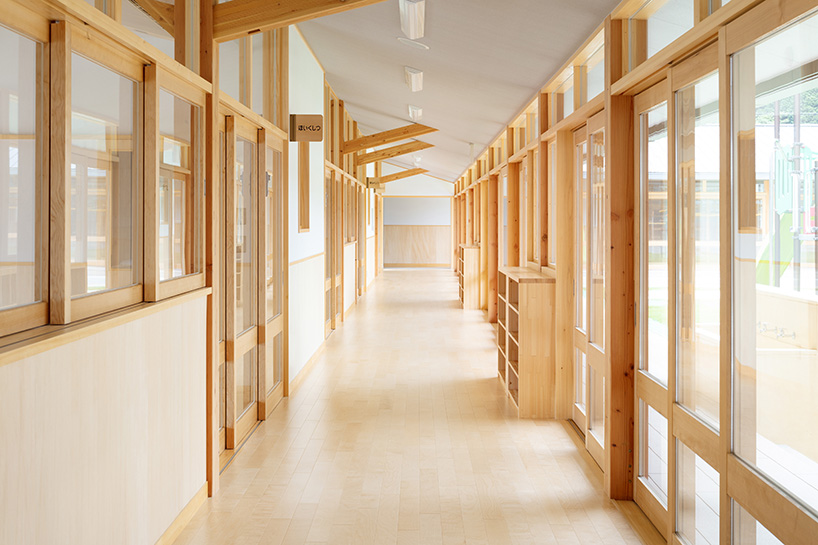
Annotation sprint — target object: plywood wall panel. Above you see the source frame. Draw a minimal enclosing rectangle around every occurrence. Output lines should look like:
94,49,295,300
384,225,452,267
0,297,207,545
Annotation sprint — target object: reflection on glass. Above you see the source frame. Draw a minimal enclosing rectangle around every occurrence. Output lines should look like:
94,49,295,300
641,102,669,385
549,141,557,266
235,138,255,334
266,147,283,319
532,149,540,263
630,0,694,67
0,27,40,311
219,361,225,430
643,402,668,504
677,72,720,428
676,440,719,545
590,368,604,443
236,347,256,416
554,73,575,122
732,501,784,545
267,332,283,394
732,12,818,516
586,45,605,100
219,131,226,343
590,129,605,348
219,38,240,100
576,139,588,331
159,89,198,281
70,53,139,297
575,349,587,411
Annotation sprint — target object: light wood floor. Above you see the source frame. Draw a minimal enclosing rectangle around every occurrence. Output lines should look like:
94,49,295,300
177,268,663,545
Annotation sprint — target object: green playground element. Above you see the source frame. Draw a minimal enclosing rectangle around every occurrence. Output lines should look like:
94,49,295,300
757,212,793,285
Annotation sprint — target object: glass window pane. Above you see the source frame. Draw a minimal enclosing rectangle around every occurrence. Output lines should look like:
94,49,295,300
677,440,719,545
219,131,226,342
555,73,575,122
219,38,240,100
235,137,255,334
0,26,41,311
677,72,720,428
575,349,587,411
267,331,283,394
631,0,695,66
159,89,198,281
586,46,605,100
549,141,557,266
576,139,588,331
252,33,264,117
732,501,784,545
642,402,669,504
732,11,818,516
265,146,283,319
590,367,604,443
590,129,605,348
236,347,256,416
70,53,139,297
121,0,173,58
641,102,670,385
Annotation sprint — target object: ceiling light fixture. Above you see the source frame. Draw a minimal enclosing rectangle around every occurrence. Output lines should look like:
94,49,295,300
408,105,422,122
404,66,423,92
399,0,425,40
397,37,430,51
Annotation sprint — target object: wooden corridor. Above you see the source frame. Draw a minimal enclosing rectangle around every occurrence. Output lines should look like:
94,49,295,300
176,269,662,545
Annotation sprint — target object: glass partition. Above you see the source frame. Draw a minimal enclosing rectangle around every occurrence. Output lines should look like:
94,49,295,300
70,53,140,297
732,10,818,516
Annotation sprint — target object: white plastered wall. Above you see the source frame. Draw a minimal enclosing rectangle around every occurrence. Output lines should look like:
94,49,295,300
287,27,327,383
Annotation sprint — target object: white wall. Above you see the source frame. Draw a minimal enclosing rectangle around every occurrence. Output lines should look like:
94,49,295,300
382,163,453,267
287,27,327,382
0,297,207,545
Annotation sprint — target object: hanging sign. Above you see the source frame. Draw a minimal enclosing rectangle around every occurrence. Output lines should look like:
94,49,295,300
289,114,324,142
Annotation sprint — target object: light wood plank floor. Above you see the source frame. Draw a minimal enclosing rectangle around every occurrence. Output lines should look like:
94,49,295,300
177,269,663,545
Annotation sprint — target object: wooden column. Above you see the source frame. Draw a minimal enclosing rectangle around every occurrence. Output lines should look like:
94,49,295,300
507,162,520,266
554,130,574,419
480,179,489,310
605,94,636,500
488,175,499,323
200,0,220,496
49,21,71,325
466,188,474,245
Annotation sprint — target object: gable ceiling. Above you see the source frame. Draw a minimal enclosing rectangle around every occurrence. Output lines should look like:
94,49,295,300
298,0,621,182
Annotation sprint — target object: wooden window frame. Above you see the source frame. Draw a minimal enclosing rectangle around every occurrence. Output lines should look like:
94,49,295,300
51,21,145,325
0,11,49,338
722,3,818,544
145,64,206,303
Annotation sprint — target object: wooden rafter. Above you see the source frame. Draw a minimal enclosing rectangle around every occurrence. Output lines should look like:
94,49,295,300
357,141,433,166
132,0,175,36
367,168,427,187
343,124,437,155
213,0,389,42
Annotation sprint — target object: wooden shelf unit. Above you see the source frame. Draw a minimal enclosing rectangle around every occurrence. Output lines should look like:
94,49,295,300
496,266,556,418
458,244,480,309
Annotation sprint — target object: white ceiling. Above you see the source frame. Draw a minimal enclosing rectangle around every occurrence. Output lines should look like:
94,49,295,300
298,0,620,182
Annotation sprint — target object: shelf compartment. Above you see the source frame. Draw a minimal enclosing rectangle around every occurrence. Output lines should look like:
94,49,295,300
508,371,519,407
498,350,506,380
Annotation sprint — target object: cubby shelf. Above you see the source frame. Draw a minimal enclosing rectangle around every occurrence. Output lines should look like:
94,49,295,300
458,245,480,309
496,266,556,418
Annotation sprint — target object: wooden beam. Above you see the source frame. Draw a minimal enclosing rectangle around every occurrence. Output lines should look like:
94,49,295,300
357,141,433,166
133,0,175,36
214,0,389,42
343,124,437,155
367,167,427,186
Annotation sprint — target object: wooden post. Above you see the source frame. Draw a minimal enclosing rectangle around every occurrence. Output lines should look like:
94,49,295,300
555,130,574,419
488,175,499,323
480,179,489,310
604,94,636,500
466,188,474,245
507,162,520,266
